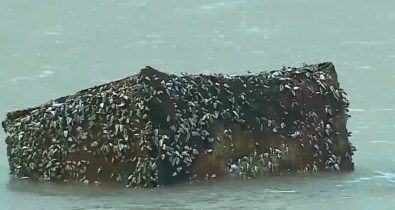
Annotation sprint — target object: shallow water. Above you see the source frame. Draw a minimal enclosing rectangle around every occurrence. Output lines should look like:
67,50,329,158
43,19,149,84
1,0,395,209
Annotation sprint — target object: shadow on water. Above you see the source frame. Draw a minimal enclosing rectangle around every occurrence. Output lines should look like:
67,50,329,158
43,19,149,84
6,171,358,197
7,176,134,197
7,172,378,210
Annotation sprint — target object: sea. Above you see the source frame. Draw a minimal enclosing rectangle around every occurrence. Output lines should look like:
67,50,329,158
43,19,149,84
1,0,395,209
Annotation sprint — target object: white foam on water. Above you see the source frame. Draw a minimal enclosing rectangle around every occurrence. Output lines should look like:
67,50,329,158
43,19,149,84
9,76,34,83
45,31,63,36
43,70,54,75
369,140,388,143
355,66,372,70
348,108,366,112
374,171,395,183
200,2,235,10
8,69,55,83
374,140,395,145
264,189,296,194
345,179,361,183
374,108,394,111
38,70,55,78
345,177,372,184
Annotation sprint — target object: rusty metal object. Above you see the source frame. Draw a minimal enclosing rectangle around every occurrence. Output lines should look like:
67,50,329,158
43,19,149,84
2,62,355,187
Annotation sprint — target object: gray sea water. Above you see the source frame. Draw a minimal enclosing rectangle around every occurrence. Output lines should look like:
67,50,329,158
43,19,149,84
1,0,395,209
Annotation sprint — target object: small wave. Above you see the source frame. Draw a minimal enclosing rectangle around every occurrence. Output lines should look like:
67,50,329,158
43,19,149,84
370,140,388,143
355,66,372,70
45,31,63,36
348,108,366,112
38,70,55,78
374,108,394,111
8,70,55,83
345,179,361,183
374,171,395,183
9,76,34,83
264,189,296,194
345,177,372,183
369,140,395,145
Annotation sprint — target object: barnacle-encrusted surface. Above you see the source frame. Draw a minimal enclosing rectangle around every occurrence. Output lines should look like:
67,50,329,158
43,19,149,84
2,62,355,187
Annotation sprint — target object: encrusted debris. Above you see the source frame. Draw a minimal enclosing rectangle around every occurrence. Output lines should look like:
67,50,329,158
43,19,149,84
2,62,355,187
